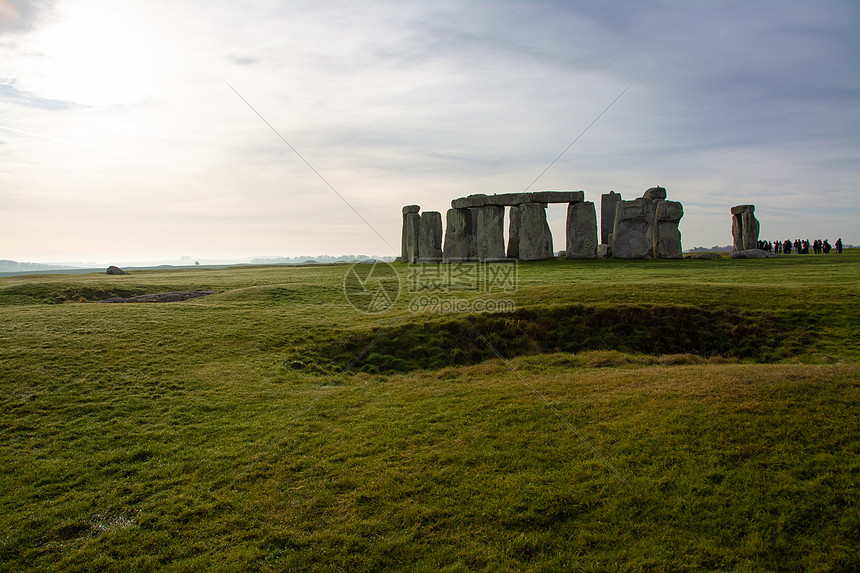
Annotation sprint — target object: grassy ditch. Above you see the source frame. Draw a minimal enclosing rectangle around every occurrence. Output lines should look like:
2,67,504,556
292,303,796,374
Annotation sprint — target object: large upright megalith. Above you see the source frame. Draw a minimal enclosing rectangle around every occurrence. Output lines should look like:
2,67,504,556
475,205,505,261
653,200,684,258
443,208,474,262
600,191,621,244
566,201,598,258
731,205,759,252
611,198,653,258
401,205,420,263
514,203,553,260
418,211,443,263
507,205,522,258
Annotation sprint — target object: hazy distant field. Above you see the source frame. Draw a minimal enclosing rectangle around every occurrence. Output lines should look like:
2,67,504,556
1,253,858,571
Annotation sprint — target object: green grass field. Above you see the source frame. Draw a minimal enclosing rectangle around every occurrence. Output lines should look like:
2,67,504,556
1,252,858,571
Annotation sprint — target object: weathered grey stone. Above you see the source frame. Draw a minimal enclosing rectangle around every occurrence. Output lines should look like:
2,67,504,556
597,244,611,258
507,205,522,258
418,211,443,263
611,198,653,258
643,186,667,202
653,200,684,258
402,204,420,215
731,205,759,252
485,193,530,206
443,208,475,262
566,201,598,258
451,194,488,209
402,212,421,263
452,190,584,208
731,248,778,259
741,211,759,251
106,265,128,275
515,203,553,260
600,191,622,244
475,205,506,261
531,190,584,204
731,212,744,252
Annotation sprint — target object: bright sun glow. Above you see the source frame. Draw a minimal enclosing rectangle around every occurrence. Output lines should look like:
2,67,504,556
22,0,166,107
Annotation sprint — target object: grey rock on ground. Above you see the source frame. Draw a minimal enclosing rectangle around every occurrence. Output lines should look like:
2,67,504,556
731,248,779,259
106,265,128,275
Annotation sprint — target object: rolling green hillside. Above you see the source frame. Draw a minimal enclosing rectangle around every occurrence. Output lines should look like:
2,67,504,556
1,253,858,570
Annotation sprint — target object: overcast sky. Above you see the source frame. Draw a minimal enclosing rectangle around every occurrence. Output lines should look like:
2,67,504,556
1,0,857,263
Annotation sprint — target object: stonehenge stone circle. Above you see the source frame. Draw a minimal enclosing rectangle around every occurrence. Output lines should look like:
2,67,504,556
611,198,653,259
731,205,759,252
654,200,684,258
401,208,421,263
417,211,443,263
609,187,684,259
476,205,506,261
601,191,621,244
401,187,684,263
506,204,522,258
566,201,598,258
443,208,474,262
512,203,553,260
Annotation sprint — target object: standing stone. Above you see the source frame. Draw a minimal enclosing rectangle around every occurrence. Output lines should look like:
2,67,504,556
402,213,421,264
516,202,553,260
600,191,622,245
653,200,684,258
475,205,505,261
566,201,598,258
730,205,758,252
418,211,443,263
401,205,420,262
443,208,474,262
611,198,653,258
507,205,522,258
742,211,759,251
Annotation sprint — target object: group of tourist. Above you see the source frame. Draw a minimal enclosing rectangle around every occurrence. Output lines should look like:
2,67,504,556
758,238,843,255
